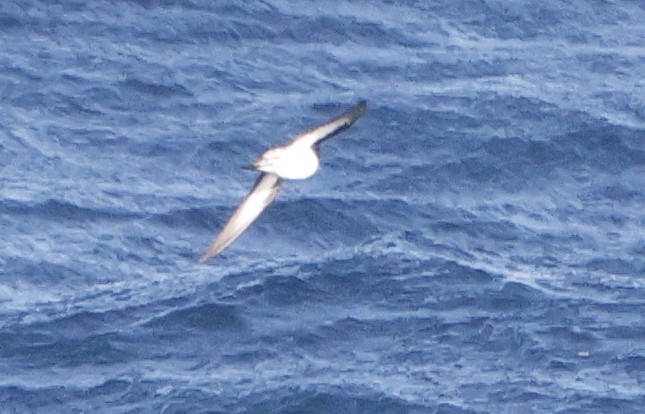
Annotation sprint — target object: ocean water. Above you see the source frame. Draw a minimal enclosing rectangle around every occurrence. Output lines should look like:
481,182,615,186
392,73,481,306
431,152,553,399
1,0,644,413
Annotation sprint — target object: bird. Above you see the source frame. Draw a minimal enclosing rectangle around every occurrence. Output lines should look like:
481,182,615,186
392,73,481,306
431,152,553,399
200,100,367,262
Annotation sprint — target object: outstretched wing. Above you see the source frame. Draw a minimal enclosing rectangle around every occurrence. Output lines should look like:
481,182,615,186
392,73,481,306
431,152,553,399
291,100,367,148
200,173,282,262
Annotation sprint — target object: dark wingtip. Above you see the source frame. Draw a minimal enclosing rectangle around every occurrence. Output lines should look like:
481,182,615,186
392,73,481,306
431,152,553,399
346,100,367,122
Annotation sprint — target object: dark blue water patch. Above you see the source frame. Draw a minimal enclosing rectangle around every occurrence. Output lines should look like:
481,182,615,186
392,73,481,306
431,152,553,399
482,96,564,127
395,57,529,84
396,121,645,196
243,387,430,414
84,378,132,399
432,262,498,288
83,86,128,113
0,329,129,369
445,0,629,41
220,345,279,366
121,136,203,160
578,53,636,75
0,385,69,413
585,258,638,276
3,258,84,286
433,218,527,243
0,199,141,223
599,184,642,202
604,322,645,342
484,281,549,313
1,378,168,414
41,333,130,368
434,402,481,414
0,62,45,85
482,136,574,170
599,90,645,122
548,358,577,371
317,315,442,344
198,138,259,170
620,355,645,380
579,395,645,413
539,325,599,346
123,2,410,48
0,3,23,30
144,302,245,332
7,90,58,112
570,276,641,298
237,274,329,307
486,382,552,407
120,78,192,99
297,256,502,313
265,197,381,244
557,125,645,173
149,205,219,231
578,184,644,208
369,102,482,153
88,236,155,264
486,125,640,181
103,79,193,113
125,2,281,44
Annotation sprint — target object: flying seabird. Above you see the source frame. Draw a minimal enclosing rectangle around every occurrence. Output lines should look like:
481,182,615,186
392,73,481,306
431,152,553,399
200,100,367,262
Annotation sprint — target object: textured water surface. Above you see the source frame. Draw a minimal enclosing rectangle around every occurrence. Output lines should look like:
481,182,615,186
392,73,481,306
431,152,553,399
1,1,644,413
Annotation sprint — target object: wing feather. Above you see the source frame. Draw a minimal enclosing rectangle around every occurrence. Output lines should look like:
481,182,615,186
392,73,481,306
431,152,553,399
291,100,367,148
200,173,282,262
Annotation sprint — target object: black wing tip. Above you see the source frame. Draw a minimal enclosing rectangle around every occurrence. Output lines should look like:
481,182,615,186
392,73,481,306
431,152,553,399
352,99,367,114
343,99,367,124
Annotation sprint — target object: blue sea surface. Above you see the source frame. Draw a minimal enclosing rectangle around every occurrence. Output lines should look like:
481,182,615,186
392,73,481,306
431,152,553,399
1,1,644,413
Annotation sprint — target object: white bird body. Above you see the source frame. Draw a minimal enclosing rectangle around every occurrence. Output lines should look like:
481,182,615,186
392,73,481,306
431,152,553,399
253,143,320,180
200,100,367,262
